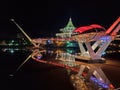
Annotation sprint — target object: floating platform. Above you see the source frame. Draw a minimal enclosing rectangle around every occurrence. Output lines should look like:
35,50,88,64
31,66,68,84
75,55,106,63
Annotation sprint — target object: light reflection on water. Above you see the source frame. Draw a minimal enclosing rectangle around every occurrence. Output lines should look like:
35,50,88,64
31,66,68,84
0,47,120,90
0,47,77,90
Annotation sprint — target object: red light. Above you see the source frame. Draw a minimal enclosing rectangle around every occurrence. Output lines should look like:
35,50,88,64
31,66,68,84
73,26,94,33
90,24,104,29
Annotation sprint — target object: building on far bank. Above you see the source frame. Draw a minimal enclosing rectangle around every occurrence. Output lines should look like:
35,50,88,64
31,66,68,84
56,17,76,38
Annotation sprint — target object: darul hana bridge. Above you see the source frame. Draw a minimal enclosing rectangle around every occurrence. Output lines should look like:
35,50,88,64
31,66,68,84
10,17,120,90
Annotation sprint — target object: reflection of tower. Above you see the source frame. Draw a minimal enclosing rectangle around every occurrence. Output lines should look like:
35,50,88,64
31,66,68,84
56,17,76,38
56,52,76,67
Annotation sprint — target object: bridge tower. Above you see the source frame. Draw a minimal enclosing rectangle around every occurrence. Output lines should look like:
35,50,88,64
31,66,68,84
10,19,40,48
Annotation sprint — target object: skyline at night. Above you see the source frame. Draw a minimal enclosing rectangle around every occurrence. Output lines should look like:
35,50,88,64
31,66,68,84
0,0,120,38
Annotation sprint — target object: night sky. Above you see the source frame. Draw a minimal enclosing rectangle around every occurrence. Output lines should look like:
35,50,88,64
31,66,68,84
0,0,120,38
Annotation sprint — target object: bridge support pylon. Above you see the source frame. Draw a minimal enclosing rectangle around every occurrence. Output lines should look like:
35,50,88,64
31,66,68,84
72,17,120,63
11,19,41,48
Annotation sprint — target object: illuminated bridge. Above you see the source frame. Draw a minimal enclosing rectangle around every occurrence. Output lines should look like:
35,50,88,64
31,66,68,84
10,17,120,90
11,17,120,61
71,17,120,61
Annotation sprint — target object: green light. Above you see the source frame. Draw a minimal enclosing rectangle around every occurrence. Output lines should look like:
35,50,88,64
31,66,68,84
60,18,76,33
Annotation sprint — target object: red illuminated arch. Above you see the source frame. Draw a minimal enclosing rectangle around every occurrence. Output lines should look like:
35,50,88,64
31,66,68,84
73,26,93,33
90,24,104,29
73,24,105,34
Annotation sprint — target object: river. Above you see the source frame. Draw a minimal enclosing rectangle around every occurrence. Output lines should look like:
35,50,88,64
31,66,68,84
0,47,120,90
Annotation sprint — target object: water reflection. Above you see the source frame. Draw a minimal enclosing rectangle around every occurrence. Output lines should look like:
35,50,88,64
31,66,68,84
32,49,79,73
1,47,28,53
0,47,116,90
30,48,115,90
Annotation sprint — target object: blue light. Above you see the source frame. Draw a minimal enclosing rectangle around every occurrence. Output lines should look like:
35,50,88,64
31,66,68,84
90,76,109,89
100,36,110,41
37,56,42,59
47,40,51,44
102,52,106,56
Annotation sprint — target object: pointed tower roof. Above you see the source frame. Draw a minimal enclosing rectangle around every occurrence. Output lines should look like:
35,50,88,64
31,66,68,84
60,17,76,33
66,17,75,28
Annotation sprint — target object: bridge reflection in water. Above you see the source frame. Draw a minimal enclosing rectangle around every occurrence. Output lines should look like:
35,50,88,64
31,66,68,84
1,47,120,90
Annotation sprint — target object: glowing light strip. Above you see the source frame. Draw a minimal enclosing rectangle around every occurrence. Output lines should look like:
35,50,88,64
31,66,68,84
105,17,120,34
32,57,79,73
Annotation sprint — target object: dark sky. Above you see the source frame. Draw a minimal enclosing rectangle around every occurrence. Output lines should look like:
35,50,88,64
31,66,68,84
0,0,120,38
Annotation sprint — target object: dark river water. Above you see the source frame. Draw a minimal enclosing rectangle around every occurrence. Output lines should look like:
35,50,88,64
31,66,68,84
0,47,76,90
0,47,120,90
